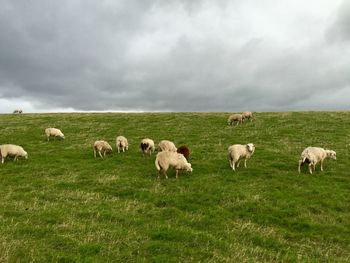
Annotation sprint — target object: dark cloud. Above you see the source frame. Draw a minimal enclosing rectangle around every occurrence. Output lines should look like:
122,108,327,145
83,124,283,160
326,1,350,43
0,0,349,112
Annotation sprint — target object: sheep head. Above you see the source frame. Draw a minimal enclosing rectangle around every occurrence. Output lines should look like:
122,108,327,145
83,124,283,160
325,150,336,160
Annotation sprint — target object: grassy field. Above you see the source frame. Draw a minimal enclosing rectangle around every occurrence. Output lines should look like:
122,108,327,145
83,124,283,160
0,112,349,262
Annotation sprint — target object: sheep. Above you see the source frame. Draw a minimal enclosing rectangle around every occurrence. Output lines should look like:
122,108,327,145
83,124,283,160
45,127,65,141
227,114,243,126
0,144,28,164
155,151,193,179
93,140,113,158
242,111,253,122
158,140,177,152
177,145,191,161
298,146,336,174
116,136,128,153
13,109,23,114
140,138,155,156
228,143,255,171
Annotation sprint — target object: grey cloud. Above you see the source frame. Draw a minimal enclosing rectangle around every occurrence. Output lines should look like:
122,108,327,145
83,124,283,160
0,0,349,112
326,1,350,43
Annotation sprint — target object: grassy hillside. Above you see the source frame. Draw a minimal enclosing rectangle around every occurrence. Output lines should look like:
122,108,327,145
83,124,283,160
0,112,349,262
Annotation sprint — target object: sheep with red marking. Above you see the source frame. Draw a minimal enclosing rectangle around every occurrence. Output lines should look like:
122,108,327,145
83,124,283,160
177,145,191,161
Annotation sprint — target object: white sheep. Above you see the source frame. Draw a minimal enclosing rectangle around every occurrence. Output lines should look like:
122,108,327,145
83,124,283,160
13,109,23,114
298,146,336,174
0,144,28,164
227,114,243,126
155,151,193,179
228,143,255,171
140,138,155,156
242,111,253,121
158,140,177,152
45,128,65,141
93,140,113,158
116,136,128,153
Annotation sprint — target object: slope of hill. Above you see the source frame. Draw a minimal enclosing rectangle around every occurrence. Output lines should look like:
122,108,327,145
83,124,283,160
0,112,349,262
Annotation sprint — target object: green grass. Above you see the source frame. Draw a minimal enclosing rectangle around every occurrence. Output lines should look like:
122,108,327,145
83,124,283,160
0,112,349,262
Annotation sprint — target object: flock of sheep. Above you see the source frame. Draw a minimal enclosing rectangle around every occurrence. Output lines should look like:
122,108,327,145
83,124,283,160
1,111,337,177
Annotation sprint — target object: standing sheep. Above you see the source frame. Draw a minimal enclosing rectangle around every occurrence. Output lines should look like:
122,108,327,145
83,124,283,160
155,151,193,179
177,145,191,161
298,146,337,174
228,143,255,171
0,144,28,164
242,111,253,122
13,109,23,114
93,140,113,158
140,138,155,156
158,140,177,152
227,114,243,126
116,136,128,153
45,128,65,141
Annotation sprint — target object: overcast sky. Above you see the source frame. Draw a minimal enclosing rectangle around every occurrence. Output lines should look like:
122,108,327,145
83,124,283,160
0,0,349,113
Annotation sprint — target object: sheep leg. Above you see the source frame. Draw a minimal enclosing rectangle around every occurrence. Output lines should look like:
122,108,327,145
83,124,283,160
176,170,179,179
308,164,313,174
14,156,17,161
320,160,324,171
228,157,233,168
232,162,236,171
98,151,103,158
237,160,241,168
244,159,247,168
2,157,4,164
298,160,302,174
94,149,97,158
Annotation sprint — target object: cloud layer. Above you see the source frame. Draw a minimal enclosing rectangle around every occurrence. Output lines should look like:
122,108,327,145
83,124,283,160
0,0,349,112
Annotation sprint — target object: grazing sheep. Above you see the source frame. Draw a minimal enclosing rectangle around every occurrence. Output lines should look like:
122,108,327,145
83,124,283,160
242,111,253,121
140,138,155,156
13,109,23,114
158,140,177,152
116,136,128,153
155,151,193,179
93,140,113,158
0,144,28,164
228,143,255,171
177,145,191,161
298,146,337,174
228,114,243,126
45,128,65,141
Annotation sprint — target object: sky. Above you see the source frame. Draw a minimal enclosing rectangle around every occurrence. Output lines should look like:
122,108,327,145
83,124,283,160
0,0,350,113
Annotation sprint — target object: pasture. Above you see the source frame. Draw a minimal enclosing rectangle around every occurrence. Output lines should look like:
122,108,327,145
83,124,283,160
0,112,349,262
